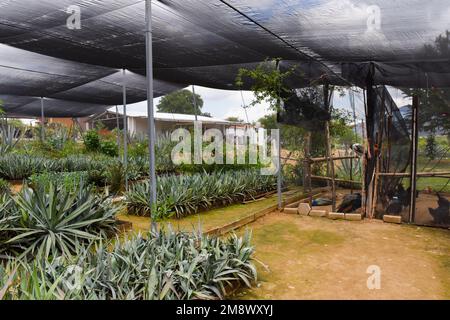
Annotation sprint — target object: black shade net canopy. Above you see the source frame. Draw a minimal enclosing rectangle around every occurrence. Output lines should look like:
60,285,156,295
0,44,184,116
0,0,449,117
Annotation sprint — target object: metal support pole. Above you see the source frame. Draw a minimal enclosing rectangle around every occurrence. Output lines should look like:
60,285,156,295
122,69,129,191
409,95,419,223
145,0,157,225
115,105,121,160
276,60,283,210
324,83,336,212
40,97,45,141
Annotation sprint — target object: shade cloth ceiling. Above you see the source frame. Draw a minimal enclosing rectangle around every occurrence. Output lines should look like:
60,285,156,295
0,0,449,117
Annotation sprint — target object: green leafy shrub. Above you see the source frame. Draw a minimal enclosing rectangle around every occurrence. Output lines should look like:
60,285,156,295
106,162,125,194
126,170,276,218
100,140,119,157
0,182,119,259
83,130,101,152
0,230,256,300
87,169,107,187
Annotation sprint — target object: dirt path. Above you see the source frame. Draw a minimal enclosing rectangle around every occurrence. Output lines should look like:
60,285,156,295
236,213,450,300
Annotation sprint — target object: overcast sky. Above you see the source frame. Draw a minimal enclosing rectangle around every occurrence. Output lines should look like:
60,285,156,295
110,85,412,124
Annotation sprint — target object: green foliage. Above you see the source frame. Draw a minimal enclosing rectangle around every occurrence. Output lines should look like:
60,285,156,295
0,153,120,181
126,170,277,219
0,182,119,259
236,58,296,111
258,113,305,152
83,130,101,152
0,119,23,154
100,140,119,157
129,140,148,158
225,117,244,123
157,89,204,115
28,171,89,193
425,134,439,160
0,178,10,195
330,109,357,147
0,230,256,300
0,154,56,180
44,126,70,152
106,162,125,194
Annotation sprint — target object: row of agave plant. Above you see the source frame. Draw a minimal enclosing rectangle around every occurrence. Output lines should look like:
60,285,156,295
0,230,256,300
126,169,277,219
0,153,148,181
0,178,259,300
0,182,119,259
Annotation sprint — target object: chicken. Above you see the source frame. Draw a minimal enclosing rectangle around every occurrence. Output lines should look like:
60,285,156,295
428,193,450,226
350,144,364,156
338,193,362,213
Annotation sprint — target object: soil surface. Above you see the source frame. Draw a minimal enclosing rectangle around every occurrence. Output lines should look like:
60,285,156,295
235,212,450,300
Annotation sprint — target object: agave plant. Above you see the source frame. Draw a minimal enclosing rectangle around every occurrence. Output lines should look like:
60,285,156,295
126,170,277,218
0,182,119,259
45,126,70,151
0,121,22,154
0,229,256,300
0,154,52,180
0,178,10,195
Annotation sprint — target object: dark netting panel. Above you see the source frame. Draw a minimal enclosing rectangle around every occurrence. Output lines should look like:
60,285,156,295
0,45,185,116
411,88,450,227
0,1,448,89
367,84,450,228
365,85,411,219
51,71,184,105
375,87,411,219
277,86,330,131
0,96,109,118
0,44,116,97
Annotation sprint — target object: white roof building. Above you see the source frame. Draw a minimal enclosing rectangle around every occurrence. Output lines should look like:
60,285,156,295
88,109,249,136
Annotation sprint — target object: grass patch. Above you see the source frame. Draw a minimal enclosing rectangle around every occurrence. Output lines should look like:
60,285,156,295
252,221,344,247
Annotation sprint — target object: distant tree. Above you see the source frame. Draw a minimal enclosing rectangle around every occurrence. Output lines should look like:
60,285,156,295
225,117,244,123
402,30,450,140
157,89,204,115
201,112,212,118
425,134,438,160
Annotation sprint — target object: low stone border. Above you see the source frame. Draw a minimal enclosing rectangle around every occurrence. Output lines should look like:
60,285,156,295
204,191,311,237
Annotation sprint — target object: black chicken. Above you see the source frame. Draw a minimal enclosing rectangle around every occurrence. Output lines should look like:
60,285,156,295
428,193,450,226
350,144,364,157
338,193,362,213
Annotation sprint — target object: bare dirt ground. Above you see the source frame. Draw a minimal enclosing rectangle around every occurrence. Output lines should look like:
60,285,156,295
236,212,450,300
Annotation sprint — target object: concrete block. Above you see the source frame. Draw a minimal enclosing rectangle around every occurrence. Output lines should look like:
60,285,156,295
345,213,362,221
283,208,298,214
383,215,402,224
309,209,327,217
298,203,311,216
328,212,345,220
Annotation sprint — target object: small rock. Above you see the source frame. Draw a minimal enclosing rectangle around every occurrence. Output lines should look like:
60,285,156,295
383,215,402,224
283,208,298,214
345,213,362,221
298,203,311,215
328,212,345,220
309,209,327,217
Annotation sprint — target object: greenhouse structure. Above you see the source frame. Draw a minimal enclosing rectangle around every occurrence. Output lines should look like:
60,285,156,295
0,0,449,302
